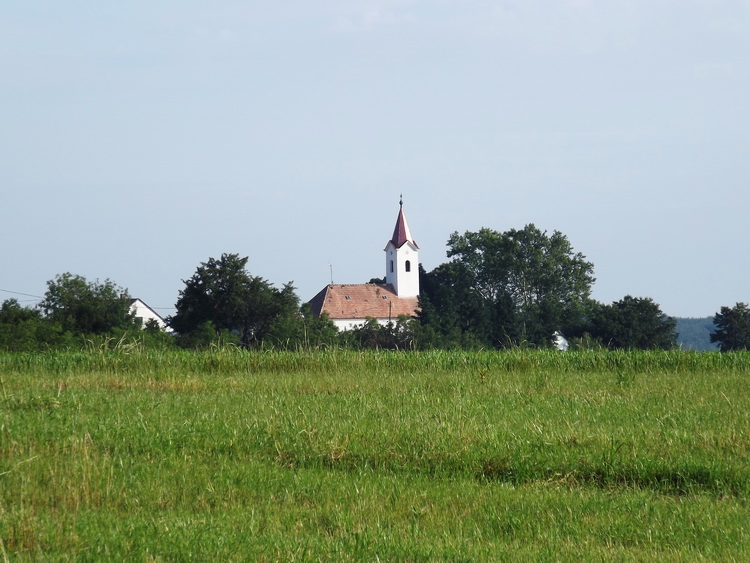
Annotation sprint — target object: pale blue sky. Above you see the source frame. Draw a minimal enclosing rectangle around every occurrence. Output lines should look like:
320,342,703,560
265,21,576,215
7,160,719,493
2,1,748,318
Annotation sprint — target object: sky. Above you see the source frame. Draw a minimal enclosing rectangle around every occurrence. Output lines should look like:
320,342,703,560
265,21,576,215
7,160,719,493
2,1,749,319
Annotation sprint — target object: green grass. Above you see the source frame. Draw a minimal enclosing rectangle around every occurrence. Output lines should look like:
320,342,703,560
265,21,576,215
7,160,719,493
2,349,750,559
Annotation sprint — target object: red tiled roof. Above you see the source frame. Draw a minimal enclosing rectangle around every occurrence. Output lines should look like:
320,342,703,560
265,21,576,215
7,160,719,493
308,284,419,320
390,206,419,249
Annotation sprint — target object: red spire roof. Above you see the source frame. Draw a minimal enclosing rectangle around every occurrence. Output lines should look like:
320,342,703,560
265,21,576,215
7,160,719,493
390,201,419,249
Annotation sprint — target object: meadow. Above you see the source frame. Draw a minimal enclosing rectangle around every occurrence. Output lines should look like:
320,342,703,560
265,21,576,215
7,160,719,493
2,348,750,560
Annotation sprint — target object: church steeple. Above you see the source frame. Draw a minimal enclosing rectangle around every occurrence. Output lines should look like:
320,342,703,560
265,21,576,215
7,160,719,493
390,195,419,250
384,197,420,298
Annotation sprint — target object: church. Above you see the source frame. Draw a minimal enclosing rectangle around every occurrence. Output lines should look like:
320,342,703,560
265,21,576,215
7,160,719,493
308,200,421,331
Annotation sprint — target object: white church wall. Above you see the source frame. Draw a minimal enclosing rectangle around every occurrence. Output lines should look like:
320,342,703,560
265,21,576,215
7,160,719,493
385,241,419,298
332,317,394,331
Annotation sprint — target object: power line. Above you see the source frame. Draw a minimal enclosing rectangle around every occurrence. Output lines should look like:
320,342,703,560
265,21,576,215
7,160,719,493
1,288,177,312
0,288,43,299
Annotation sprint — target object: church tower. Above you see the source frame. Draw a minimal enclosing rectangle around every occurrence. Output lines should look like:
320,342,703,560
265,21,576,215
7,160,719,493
384,198,420,298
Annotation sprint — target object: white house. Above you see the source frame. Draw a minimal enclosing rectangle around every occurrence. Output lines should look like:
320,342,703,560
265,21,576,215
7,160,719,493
308,200,420,330
129,298,172,332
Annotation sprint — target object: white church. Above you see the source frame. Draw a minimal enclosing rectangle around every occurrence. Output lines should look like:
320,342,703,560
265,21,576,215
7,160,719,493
308,200,421,331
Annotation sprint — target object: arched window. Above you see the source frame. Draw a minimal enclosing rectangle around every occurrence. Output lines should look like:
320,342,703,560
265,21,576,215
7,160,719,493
390,260,394,273
405,260,411,272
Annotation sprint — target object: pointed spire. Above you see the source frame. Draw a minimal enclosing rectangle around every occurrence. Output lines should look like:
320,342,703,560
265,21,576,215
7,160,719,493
390,196,418,249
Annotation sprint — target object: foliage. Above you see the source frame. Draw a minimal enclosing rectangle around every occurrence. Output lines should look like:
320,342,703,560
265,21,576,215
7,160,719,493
711,302,750,352
0,296,175,352
174,321,239,349
419,224,595,347
38,272,136,335
169,253,299,347
0,298,76,351
0,298,40,325
586,296,677,350
417,263,499,348
264,304,339,349
2,349,750,559
339,315,420,350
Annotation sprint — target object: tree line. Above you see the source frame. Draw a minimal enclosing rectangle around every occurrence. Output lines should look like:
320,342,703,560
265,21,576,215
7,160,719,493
2,224,748,351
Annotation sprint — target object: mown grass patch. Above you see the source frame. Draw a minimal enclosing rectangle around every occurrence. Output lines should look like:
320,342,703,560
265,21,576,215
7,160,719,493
2,349,750,559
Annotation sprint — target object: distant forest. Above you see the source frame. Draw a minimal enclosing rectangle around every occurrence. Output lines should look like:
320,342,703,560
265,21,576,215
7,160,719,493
675,317,718,351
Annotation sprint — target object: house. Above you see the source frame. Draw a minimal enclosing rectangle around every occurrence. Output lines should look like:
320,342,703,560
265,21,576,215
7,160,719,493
129,298,172,332
308,199,420,330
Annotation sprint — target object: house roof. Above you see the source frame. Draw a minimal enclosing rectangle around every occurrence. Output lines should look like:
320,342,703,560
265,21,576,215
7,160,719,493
308,284,419,320
390,204,419,249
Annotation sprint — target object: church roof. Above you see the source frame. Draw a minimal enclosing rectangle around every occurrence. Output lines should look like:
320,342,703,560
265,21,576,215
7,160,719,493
390,205,419,249
308,284,419,320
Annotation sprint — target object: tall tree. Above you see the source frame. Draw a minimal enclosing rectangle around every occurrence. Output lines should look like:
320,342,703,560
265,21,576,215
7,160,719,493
421,224,595,347
587,296,677,350
170,253,299,347
418,262,513,348
38,273,135,335
711,302,750,352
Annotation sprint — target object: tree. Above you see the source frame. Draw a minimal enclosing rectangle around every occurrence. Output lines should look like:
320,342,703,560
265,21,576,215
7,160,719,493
420,224,595,347
0,298,41,325
711,303,750,352
38,273,135,335
338,315,419,350
0,298,73,351
418,262,509,348
586,296,677,350
264,303,339,349
169,253,299,347
173,321,239,349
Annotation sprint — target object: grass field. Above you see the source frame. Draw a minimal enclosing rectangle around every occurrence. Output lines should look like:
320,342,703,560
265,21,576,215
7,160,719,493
2,349,750,560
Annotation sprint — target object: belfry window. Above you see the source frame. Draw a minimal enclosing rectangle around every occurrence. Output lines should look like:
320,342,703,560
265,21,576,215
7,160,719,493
405,260,411,272
390,260,394,273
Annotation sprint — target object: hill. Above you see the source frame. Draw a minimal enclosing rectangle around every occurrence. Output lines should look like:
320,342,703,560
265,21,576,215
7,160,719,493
675,317,718,351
